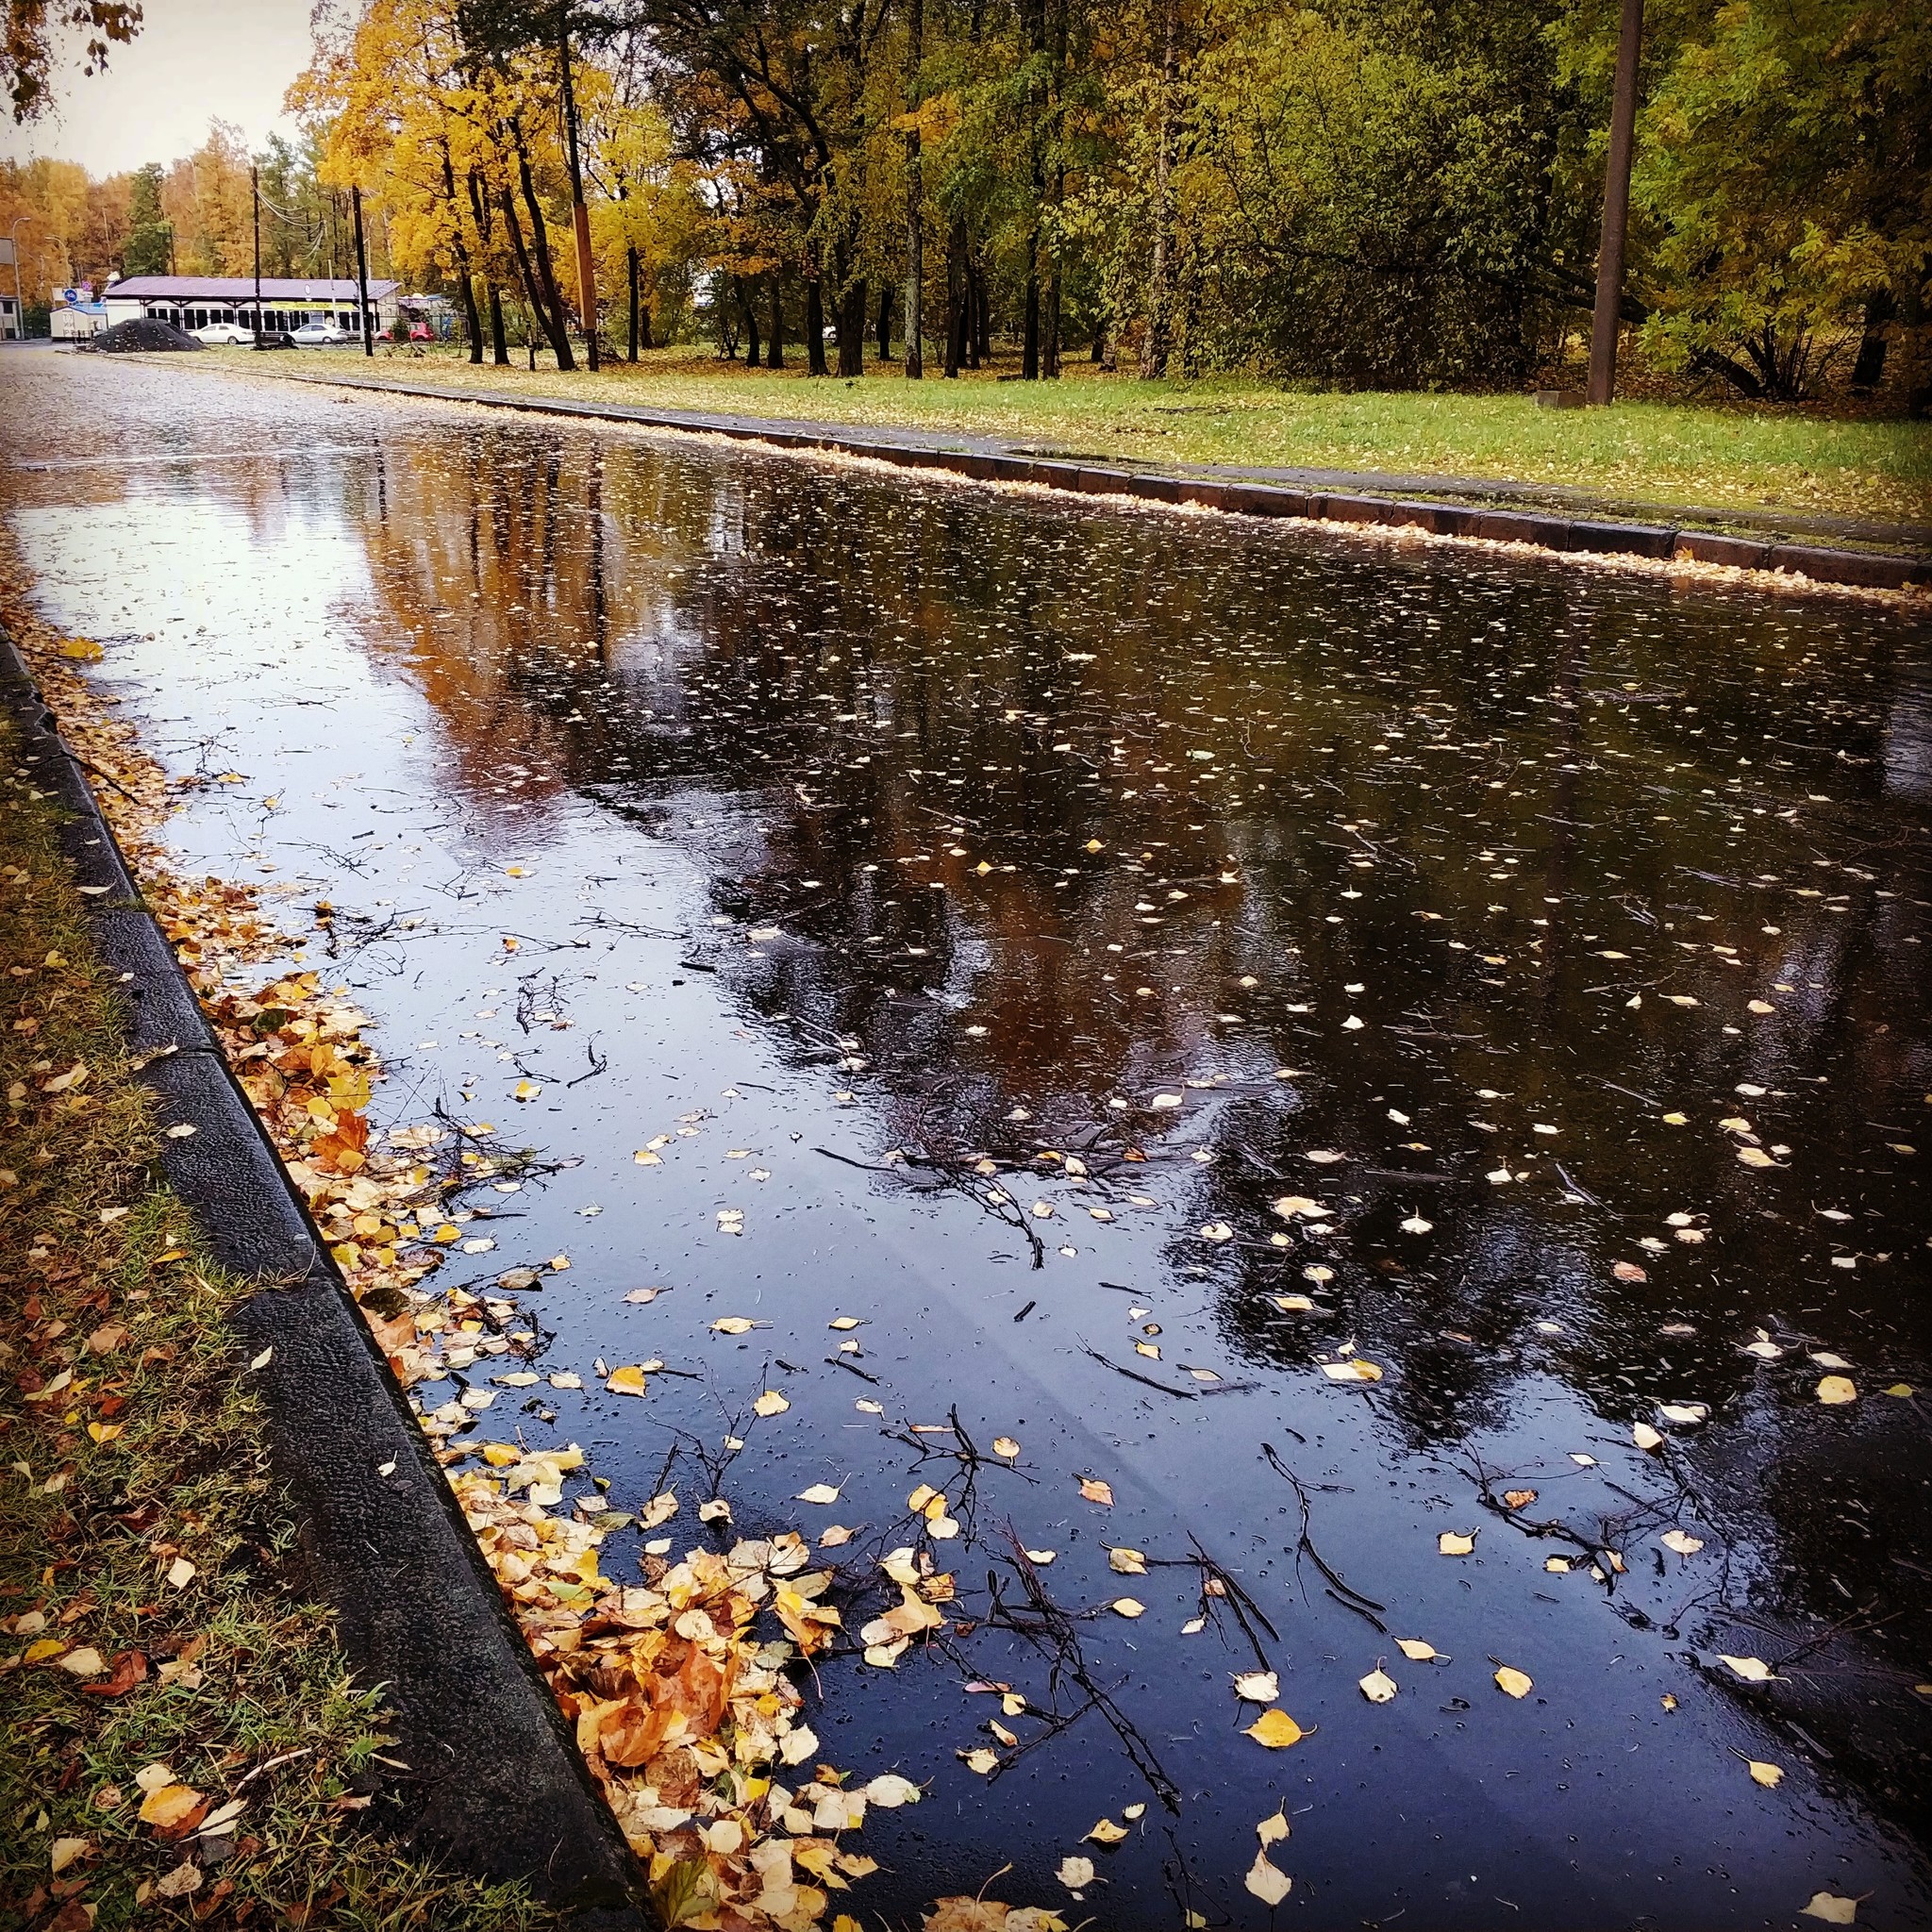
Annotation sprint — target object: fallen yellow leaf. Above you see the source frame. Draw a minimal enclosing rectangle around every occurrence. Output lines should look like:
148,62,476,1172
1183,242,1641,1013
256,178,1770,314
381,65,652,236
1801,1894,1860,1925
1244,1708,1307,1749
1245,1849,1291,1906
1493,1666,1533,1699
138,1783,203,1829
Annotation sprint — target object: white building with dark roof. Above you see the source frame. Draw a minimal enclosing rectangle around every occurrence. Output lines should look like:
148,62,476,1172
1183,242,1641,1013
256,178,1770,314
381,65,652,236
0,238,21,339
102,275,402,337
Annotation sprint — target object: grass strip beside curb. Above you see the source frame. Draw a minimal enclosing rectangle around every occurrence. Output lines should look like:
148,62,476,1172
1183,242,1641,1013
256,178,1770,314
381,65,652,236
0,706,560,1932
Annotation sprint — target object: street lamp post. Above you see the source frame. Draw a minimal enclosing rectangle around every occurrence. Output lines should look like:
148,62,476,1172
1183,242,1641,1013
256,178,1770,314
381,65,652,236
8,215,34,341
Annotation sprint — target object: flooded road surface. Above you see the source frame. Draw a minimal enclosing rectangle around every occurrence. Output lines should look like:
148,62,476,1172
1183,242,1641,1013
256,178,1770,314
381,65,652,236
8,352,1932,1928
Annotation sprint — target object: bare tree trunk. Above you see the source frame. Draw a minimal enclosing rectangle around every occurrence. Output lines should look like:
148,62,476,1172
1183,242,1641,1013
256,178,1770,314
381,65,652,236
1040,0,1066,378
458,271,483,363
741,276,760,365
971,256,989,365
944,221,965,376
837,275,867,376
1140,0,1175,379
468,173,511,367
627,245,640,360
1023,237,1041,378
438,142,483,364
1851,291,1893,391
511,128,575,370
767,269,785,368
500,183,573,371
807,272,828,375
876,283,892,361
487,283,508,365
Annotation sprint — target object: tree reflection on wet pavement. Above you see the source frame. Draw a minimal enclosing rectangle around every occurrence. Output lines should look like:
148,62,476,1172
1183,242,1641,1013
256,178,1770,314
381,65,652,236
7,355,1932,1928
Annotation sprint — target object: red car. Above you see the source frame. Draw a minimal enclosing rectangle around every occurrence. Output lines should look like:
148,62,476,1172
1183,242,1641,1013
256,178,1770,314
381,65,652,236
408,320,434,342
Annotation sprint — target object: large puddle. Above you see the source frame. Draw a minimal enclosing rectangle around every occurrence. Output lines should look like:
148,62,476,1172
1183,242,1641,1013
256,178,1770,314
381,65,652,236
8,353,1932,1926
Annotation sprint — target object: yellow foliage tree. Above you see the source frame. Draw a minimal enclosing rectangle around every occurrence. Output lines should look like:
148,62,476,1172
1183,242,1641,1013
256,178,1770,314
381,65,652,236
291,0,579,367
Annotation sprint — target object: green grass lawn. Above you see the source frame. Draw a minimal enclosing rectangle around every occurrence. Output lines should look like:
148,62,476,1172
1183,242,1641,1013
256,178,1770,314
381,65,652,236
220,343,1932,528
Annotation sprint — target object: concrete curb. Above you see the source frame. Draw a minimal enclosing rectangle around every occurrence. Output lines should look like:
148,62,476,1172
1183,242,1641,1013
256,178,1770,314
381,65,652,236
0,626,650,1929
270,368,1930,594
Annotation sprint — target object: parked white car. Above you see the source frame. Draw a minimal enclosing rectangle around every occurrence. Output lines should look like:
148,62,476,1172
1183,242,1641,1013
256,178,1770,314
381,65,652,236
194,321,254,345
291,320,353,346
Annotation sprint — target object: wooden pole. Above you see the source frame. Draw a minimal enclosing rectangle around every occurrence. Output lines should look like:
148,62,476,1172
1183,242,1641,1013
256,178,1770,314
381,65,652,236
1588,0,1644,407
903,0,924,378
251,163,262,347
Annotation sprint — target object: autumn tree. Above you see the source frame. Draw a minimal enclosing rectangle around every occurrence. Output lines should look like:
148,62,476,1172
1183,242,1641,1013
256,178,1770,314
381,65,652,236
4,0,138,123
1607,0,1932,398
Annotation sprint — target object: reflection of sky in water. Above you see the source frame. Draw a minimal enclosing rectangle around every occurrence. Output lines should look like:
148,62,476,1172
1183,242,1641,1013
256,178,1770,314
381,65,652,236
8,358,1932,1927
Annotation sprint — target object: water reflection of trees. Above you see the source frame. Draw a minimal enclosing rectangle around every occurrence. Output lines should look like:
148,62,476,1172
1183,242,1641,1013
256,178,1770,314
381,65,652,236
330,422,1932,1775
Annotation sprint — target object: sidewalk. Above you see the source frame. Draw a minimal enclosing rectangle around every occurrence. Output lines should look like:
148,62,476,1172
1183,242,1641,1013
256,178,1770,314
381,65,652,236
149,354,1932,590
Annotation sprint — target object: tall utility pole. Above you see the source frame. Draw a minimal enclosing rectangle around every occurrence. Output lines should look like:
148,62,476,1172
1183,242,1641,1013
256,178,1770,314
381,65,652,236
1588,0,1644,406
251,164,263,347
902,0,924,378
352,185,375,357
558,20,598,372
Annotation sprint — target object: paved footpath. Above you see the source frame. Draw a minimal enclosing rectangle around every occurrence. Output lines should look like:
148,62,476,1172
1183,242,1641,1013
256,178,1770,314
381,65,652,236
234,358,1932,591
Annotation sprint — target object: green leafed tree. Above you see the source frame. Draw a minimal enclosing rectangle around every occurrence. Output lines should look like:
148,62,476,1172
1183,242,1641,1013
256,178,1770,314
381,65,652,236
1560,0,1932,400
121,159,170,274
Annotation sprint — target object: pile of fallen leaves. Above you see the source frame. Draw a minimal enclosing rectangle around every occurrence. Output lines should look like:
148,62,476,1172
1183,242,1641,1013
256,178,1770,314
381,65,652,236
6,567,990,1929
452,1458,927,1930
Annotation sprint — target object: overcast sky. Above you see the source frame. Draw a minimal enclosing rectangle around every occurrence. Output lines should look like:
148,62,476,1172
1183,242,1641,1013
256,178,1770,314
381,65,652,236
0,0,317,175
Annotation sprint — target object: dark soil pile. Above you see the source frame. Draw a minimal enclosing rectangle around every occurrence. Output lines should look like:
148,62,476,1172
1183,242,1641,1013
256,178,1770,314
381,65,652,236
85,318,206,353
